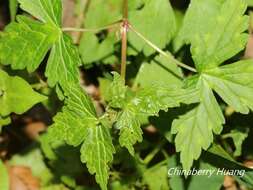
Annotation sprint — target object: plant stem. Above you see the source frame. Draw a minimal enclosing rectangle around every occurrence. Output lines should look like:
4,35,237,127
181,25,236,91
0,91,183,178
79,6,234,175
72,0,89,43
123,0,128,19
120,22,128,82
143,140,166,164
120,0,128,82
62,21,121,33
128,24,197,73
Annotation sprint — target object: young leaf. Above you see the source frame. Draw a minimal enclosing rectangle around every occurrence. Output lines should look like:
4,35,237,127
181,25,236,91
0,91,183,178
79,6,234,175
48,84,115,190
0,69,46,116
172,77,225,170
0,0,80,89
117,110,142,156
129,0,176,55
108,73,198,155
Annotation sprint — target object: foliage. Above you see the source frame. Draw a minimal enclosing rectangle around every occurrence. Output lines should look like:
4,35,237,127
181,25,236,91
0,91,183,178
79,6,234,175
1,0,253,189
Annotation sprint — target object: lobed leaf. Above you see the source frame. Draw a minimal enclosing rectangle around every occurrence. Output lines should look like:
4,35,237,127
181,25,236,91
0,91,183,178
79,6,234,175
48,84,115,190
80,125,115,190
0,0,80,90
109,73,199,155
172,77,225,170
174,0,248,71
204,60,253,114
0,16,59,72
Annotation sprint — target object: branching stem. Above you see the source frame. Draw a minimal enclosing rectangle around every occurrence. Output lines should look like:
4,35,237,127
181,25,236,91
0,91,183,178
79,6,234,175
62,4,197,74
62,21,121,33
128,24,197,73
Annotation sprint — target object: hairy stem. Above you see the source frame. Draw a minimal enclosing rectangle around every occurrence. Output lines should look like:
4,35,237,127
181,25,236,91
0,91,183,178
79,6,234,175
120,0,129,82
62,21,121,33
129,24,197,73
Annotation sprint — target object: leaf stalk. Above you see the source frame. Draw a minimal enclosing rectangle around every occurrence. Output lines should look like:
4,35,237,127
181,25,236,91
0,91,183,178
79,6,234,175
120,0,129,82
128,24,197,73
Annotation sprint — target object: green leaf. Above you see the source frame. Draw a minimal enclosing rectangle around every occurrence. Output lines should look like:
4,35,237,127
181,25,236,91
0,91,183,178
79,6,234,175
0,116,11,132
18,0,62,26
108,73,198,155
246,0,253,6
172,77,225,170
174,0,223,51
105,72,128,108
117,110,142,156
0,69,46,116
48,84,115,190
206,144,253,187
40,135,86,187
85,0,122,28
0,16,59,72
168,155,224,190
143,162,169,190
171,0,251,171
134,54,183,88
204,60,253,114
45,33,81,87
0,160,9,190
172,60,253,169
223,127,249,157
79,0,121,65
129,0,176,55
79,33,116,65
9,145,54,186
0,0,80,90
80,125,115,190
174,0,248,71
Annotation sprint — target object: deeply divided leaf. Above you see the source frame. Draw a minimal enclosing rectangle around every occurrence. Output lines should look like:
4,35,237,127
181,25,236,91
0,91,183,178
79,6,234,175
0,0,80,90
48,84,115,190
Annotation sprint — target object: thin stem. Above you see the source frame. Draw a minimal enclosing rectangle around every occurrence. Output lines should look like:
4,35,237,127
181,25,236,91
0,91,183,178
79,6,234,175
123,0,128,19
143,140,166,164
249,11,253,34
128,24,197,73
62,21,121,33
120,0,128,82
31,80,48,90
120,22,128,82
72,0,89,43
